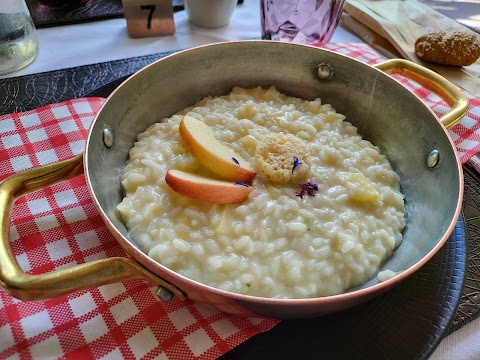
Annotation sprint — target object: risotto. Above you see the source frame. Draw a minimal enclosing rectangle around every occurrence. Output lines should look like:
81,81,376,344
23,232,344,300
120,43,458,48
117,86,406,299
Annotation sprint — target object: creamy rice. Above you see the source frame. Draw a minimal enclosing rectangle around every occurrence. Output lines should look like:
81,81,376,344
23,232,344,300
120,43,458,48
117,86,405,299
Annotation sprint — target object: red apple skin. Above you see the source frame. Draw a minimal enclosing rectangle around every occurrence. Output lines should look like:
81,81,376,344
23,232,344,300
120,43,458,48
179,115,256,184
165,169,254,204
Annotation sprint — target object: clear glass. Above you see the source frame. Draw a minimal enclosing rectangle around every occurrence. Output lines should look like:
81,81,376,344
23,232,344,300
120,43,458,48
0,0,39,76
261,0,346,44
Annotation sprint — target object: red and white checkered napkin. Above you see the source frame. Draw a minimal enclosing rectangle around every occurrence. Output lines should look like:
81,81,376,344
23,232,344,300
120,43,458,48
320,43,480,164
0,98,278,359
1,43,480,360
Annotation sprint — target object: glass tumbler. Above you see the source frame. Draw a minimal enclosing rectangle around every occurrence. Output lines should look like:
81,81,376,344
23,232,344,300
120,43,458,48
0,0,39,76
261,0,346,44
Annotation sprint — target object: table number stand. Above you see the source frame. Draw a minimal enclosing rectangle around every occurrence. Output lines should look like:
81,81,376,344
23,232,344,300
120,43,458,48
122,0,175,38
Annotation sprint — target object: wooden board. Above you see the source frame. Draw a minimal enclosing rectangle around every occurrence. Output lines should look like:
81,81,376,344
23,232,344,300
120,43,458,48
342,0,480,97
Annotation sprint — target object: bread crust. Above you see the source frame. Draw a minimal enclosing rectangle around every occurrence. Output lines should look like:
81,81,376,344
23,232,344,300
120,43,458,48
414,30,480,66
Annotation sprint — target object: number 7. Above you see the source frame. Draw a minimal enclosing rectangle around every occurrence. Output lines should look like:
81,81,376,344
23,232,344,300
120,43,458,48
140,5,156,29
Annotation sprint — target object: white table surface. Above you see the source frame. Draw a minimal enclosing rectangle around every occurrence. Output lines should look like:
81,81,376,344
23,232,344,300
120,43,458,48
2,0,479,358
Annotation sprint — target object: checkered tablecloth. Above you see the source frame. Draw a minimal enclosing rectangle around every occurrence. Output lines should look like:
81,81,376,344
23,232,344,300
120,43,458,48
322,43,480,164
1,43,480,359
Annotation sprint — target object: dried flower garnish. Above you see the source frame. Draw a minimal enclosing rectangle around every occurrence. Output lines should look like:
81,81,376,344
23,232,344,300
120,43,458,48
296,179,319,199
292,156,303,173
232,157,240,165
235,181,250,188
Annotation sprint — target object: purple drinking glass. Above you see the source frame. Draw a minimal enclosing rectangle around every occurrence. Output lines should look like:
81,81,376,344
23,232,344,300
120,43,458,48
261,0,346,44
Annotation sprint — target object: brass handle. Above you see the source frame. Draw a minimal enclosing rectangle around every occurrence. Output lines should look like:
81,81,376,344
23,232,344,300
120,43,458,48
373,59,469,128
0,153,185,301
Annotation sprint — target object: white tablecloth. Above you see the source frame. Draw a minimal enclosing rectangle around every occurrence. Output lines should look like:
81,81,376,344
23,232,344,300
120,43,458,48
2,0,478,358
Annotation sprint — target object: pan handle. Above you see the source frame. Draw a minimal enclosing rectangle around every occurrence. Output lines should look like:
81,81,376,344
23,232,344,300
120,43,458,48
373,59,469,128
0,153,185,301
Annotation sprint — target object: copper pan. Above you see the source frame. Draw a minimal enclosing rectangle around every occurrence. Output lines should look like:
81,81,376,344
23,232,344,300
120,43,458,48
0,41,468,319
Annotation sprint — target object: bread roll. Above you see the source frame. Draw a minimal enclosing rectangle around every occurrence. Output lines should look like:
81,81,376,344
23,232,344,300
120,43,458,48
414,30,480,66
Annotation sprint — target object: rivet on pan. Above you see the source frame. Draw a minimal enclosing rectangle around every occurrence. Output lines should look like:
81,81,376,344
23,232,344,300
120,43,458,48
316,63,333,80
103,128,114,148
426,149,440,168
156,286,174,302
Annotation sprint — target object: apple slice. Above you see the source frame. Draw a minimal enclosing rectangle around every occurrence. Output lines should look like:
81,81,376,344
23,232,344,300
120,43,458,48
165,169,254,204
179,115,256,183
